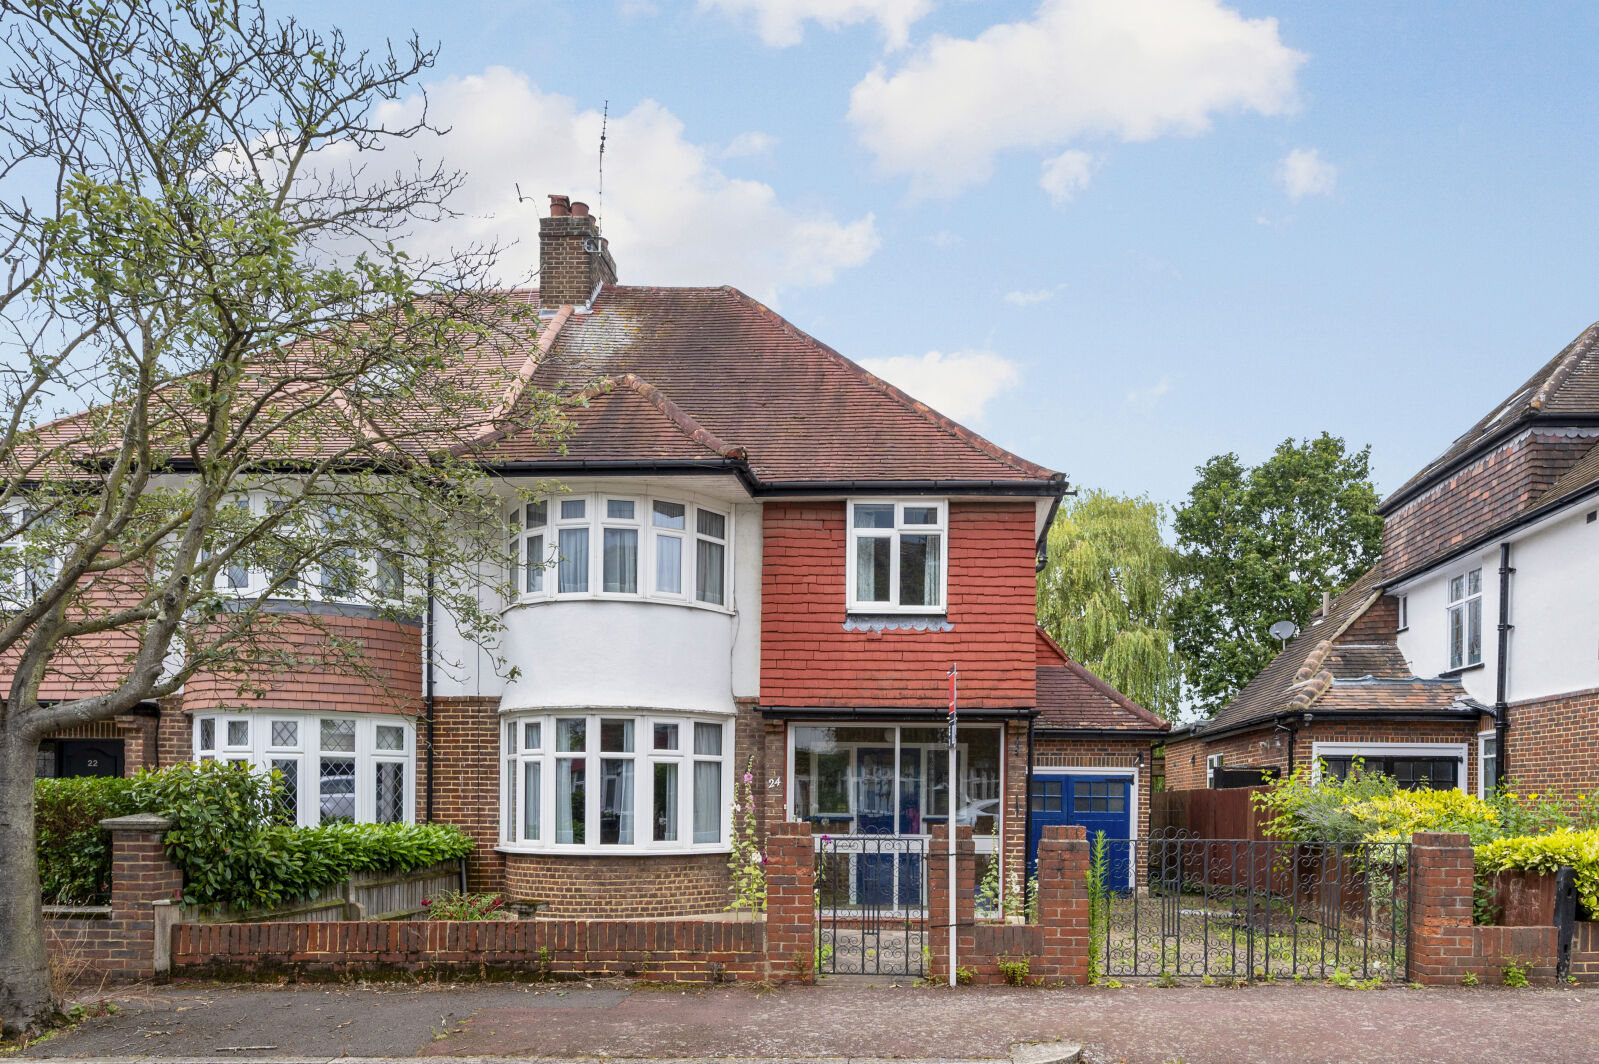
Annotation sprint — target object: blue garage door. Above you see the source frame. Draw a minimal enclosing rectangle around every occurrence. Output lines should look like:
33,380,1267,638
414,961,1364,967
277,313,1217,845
1029,774,1133,890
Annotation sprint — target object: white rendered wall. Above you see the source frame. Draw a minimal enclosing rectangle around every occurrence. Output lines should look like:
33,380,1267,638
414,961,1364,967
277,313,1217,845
1394,546,1500,705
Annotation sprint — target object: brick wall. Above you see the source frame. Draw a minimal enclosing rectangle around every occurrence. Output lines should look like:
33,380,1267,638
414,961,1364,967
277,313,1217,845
1507,687,1599,802
504,853,730,917
45,815,181,976
760,501,1038,708
427,696,504,890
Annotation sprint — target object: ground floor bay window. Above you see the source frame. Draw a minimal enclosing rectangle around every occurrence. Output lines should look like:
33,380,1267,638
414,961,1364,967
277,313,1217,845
191,711,415,826
499,711,731,853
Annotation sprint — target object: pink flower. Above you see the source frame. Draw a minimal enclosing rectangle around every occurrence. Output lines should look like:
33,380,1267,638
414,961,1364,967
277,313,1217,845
743,772,754,783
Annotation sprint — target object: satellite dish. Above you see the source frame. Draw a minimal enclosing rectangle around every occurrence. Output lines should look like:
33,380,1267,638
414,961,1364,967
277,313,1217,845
1269,620,1299,645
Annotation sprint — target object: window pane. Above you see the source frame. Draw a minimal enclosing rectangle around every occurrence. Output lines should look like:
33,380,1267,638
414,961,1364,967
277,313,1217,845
506,721,519,754
853,503,894,529
1468,569,1482,596
606,499,635,520
376,553,404,599
320,719,355,753
652,500,686,529
226,561,250,589
527,500,548,527
855,536,891,603
653,722,679,751
694,721,723,756
319,757,356,823
558,527,589,593
523,761,540,841
959,729,1002,836
601,758,635,844
696,538,725,605
560,498,586,520
656,534,683,594
601,718,634,752
525,534,544,593
199,718,215,751
1450,605,1464,670
375,725,404,752
523,721,541,751
697,509,726,540
227,719,249,747
1468,597,1482,664
556,757,586,844
272,758,299,825
506,758,518,841
693,760,721,843
271,720,298,748
375,761,405,823
654,762,678,841
898,533,941,608
902,505,938,525
603,528,639,594
557,718,586,752
1449,575,1464,602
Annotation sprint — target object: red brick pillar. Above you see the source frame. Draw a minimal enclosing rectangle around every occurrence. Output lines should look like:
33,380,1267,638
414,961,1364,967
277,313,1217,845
927,823,976,984
764,820,815,983
1408,831,1476,986
1035,823,1090,984
102,814,183,977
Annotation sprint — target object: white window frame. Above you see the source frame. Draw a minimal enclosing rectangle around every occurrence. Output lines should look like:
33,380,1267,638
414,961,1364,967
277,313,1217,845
497,710,732,855
209,491,406,607
1446,567,1484,670
505,492,733,612
1396,594,1408,632
189,711,415,826
1308,741,1469,792
844,499,948,614
1478,729,1498,800
1206,753,1225,787
0,504,60,609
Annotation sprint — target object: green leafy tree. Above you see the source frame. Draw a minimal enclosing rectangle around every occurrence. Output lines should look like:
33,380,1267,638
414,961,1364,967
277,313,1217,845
0,1,567,1034
1172,433,1383,717
1037,490,1178,719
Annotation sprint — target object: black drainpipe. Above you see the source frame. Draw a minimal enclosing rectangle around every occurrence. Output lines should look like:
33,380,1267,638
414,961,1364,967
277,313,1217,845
1024,715,1035,880
424,564,437,823
1494,542,1514,791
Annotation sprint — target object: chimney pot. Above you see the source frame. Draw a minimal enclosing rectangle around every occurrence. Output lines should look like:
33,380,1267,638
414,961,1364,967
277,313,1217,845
569,201,590,217
548,194,570,217
1322,590,1332,617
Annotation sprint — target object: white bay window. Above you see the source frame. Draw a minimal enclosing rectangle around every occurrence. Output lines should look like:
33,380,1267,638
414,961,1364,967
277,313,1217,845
846,500,946,613
500,711,730,853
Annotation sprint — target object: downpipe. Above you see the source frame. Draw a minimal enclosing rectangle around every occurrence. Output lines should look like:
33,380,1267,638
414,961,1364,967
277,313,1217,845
1494,542,1514,791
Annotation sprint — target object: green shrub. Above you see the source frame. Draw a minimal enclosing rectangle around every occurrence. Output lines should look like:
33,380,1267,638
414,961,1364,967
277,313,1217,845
1475,829,1599,920
422,890,509,920
34,775,140,904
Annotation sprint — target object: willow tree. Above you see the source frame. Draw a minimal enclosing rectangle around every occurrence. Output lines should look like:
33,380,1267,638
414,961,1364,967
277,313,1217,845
0,1,567,1035
1037,490,1179,719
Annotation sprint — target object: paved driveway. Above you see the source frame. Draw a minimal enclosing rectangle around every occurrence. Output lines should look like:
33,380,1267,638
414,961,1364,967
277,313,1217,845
18,980,1599,1063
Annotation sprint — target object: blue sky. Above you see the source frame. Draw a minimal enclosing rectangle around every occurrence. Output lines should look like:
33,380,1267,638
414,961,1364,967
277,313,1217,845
283,0,1599,509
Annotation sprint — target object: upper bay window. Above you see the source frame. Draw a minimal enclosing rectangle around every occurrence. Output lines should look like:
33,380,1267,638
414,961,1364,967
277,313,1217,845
1447,568,1483,670
507,493,730,609
847,500,946,614
209,492,404,606
500,711,730,854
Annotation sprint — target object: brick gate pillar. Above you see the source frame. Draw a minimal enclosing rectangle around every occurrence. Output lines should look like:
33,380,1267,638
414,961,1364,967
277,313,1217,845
764,820,814,983
1408,831,1475,985
927,823,975,983
1035,823,1090,984
101,813,182,977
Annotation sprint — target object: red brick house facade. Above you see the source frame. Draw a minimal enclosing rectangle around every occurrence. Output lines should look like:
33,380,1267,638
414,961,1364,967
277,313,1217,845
1169,322,1599,803
29,194,1168,916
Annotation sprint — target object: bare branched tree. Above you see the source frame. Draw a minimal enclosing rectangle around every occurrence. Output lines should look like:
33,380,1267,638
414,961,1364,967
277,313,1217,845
0,0,565,1033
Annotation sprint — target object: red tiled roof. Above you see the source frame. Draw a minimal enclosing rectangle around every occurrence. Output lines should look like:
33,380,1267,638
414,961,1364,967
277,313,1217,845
489,285,1064,489
1033,628,1169,733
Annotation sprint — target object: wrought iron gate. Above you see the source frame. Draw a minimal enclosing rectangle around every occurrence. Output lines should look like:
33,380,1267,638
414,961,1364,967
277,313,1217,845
1098,831,1411,982
814,834,928,978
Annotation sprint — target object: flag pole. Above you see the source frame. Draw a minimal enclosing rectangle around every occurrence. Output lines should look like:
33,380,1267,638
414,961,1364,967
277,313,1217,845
948,662,958,988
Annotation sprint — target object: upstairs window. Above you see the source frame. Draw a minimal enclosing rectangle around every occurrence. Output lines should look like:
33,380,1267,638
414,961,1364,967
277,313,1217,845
846,500,946,613
1396,594,1408,631
507,492,731,610
1447,568,1483,670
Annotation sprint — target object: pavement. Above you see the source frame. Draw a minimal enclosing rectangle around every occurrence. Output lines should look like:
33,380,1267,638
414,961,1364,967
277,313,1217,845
12,980,1599,1064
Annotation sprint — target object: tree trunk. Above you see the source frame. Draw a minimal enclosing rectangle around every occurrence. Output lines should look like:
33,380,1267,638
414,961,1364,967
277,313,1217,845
0,727,58,1038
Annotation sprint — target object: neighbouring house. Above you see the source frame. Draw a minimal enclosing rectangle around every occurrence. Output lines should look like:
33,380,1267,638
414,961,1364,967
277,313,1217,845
30,194,1166,916
1167,322,1599,801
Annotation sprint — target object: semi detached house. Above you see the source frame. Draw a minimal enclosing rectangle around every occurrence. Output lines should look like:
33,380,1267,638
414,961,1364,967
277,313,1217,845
36,195,1167,914
1168,323,1599,803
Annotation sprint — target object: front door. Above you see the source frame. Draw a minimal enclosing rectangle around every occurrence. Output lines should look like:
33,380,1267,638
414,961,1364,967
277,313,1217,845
1029,773,1133,890
57,739,124,778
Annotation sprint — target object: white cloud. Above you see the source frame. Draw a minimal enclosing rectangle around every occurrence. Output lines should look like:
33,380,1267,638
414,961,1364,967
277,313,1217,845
1004,288,1056,307
1039,149,1095,206
857,349,1021,423
700,0,933,48
334,68,877,303
1125,373,1173,413
1277,146,1337,200
926,229,962,248
848,0,1306,197
721,130,780,159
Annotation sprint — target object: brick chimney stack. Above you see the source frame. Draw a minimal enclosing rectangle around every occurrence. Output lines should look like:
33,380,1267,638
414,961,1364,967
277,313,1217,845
539,193,617,311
